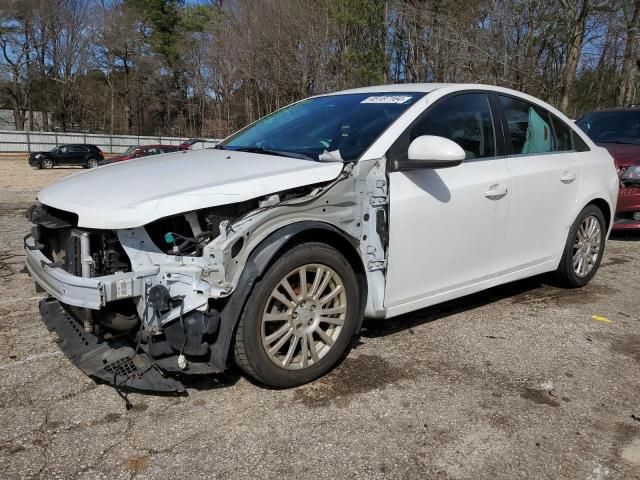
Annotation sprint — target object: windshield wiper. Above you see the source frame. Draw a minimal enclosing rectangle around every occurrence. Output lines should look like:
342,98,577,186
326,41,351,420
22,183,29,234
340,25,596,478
231,146,314,161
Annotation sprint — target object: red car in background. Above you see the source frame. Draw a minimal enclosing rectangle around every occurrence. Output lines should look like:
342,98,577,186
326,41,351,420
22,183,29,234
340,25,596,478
576,108,640,231
99,144,184,165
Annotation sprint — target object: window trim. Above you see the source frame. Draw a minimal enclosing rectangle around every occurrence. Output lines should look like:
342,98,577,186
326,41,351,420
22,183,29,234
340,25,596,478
387,89,504,172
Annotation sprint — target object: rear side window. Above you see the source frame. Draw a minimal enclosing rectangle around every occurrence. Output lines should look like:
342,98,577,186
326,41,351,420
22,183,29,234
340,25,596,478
572,131,590,152
70,145,88,153
499,96,554,155
389,93,496,163
549,115,573,151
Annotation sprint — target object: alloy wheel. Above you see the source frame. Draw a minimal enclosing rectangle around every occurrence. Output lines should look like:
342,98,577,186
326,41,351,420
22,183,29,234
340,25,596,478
260,263,348,370
572,215,602,277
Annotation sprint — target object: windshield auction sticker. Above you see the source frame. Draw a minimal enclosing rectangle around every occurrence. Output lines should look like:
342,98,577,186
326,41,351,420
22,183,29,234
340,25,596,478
361,95,413,104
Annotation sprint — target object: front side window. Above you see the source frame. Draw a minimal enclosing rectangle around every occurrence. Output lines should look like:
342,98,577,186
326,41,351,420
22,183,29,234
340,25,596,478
388,93,496,163
576,110,640,145
499,96,554,155
219,93,425,162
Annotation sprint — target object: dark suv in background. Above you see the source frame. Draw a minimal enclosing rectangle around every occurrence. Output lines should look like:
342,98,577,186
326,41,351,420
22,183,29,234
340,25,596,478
28,144,104,169
576,107,640,231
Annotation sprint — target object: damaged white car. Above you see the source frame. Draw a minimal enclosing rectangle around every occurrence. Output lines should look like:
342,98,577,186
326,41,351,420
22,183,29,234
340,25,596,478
25,84,618,392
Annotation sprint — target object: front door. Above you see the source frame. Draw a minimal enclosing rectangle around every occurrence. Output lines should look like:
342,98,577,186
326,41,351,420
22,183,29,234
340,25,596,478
384,92,511,311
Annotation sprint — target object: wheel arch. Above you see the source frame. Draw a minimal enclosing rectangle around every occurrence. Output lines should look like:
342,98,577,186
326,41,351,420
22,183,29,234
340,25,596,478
208,221,367,372
585,198,612,231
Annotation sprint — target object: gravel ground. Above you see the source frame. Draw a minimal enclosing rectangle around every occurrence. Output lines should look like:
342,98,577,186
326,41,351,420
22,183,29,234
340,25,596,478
0,158,639,480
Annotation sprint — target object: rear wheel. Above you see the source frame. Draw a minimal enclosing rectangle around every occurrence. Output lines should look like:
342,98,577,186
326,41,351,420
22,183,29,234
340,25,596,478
40,158,53,169
555,205,606,287
87,158,98,168
234,242,360,387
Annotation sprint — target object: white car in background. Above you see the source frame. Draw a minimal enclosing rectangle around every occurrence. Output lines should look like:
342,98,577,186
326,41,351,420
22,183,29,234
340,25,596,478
24,84,618,393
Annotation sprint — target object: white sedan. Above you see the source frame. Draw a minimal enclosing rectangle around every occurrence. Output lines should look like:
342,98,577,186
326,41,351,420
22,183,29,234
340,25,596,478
25,83,618,392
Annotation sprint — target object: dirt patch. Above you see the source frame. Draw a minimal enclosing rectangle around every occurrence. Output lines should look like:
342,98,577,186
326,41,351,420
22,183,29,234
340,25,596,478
126,454,150,474
592,333,640,363
511,283,618,307
610,334,640,363
520,387,560,407
602,256,631,267
292,354,418,408
0,253,20,279
91,412,122,426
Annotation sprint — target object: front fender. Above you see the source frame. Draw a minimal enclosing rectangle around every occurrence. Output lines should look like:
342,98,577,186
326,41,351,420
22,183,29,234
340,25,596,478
208,221,363,371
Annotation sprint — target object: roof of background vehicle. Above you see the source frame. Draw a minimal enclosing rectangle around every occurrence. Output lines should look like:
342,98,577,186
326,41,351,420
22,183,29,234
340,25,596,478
136,144,181,148
580,107,640,114
60,144,99,148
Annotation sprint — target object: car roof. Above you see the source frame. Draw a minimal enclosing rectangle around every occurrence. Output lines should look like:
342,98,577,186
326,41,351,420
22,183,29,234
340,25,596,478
327,83,562,109
332,83,454,95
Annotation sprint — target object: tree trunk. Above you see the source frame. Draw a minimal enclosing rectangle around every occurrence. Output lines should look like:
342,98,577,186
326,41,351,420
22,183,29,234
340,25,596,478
559,0,590,113
619,0,640,106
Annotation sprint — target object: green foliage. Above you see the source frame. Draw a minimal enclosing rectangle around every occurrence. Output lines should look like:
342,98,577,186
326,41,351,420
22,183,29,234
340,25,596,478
125,0,185,66
328,0,387,86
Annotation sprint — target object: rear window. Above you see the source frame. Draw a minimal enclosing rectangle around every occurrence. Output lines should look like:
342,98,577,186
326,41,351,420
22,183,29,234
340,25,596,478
549,115,573,151
499,96,554,155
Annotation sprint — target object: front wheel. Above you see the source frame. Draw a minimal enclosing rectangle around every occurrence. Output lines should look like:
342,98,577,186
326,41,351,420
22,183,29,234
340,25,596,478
234,242,361,387
40,158,53,169
555,205,606,287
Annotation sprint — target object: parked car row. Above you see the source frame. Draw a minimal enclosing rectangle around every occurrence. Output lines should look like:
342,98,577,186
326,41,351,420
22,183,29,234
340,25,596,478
28,138,216,169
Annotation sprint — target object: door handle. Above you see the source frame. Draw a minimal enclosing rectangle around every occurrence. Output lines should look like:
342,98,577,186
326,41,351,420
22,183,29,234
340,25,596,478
560,171,576,183
484,184,508,200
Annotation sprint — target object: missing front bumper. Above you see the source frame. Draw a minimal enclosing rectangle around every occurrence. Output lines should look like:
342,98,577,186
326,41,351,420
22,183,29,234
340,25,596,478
40,298,185,393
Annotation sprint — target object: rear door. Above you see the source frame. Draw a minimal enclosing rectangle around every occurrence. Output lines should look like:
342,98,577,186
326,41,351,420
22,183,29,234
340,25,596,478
69,145,89,164
384,92,512,310
497,94,582,270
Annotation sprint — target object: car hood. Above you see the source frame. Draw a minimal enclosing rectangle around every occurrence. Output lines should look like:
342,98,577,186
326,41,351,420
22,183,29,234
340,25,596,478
38,149,344,229
597,143,640,167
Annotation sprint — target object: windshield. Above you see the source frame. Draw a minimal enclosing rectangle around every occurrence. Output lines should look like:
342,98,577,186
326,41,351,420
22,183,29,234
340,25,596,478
577,111,640,145
219,93,425,161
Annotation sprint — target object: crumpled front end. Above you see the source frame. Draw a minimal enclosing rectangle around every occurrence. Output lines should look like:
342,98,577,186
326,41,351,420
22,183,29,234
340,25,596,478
24,203,242,393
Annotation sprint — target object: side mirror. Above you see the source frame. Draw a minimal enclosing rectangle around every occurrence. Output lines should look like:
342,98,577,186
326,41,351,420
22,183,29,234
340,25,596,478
401,135,466,170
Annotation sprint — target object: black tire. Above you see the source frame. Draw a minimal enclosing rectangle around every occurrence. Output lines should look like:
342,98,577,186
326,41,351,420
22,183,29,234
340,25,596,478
555,204,606,288
40,158,53,169
234,242,360,388
87,158,98,168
